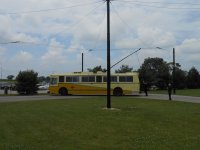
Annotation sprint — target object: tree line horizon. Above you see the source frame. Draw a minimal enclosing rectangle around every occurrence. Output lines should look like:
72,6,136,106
3,57,200,94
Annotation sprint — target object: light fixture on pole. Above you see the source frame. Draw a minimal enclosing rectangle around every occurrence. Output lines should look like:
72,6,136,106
81,49,94,72
156,47,176,94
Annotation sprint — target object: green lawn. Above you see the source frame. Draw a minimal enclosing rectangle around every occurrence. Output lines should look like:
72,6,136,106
150,89,200,97
176,89,200,97
0,97,200,150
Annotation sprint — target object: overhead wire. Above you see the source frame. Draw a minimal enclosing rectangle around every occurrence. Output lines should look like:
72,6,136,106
136,52,141,68
114,0,200,11
111,3,177,51
117,0,200,6
52,2,105,38
0,2,106,53
110,2,177,68
0,40,111,53
111,48,141,69
0,0,176,51
90,8,107,53
0,40,91,51
110,3,151,49
0,1,177,54
0,1,103,15
0,2,105,50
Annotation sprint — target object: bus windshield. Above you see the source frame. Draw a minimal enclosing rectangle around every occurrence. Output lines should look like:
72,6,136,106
50,77,58,85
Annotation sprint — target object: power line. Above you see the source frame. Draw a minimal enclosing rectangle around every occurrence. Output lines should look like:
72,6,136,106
91,10,107,51
0,2,105,49
111,48,141,69
52,2,104,37
115,0,200,10
111,3,151,49
0,40,174,54
117,0,200,6
136,52,141,68
0,41,73,50
0,1,103,15
0,41,21,44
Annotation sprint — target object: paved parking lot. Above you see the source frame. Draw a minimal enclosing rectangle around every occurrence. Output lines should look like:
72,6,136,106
0,89,48,95
0,95,82,103
139,94,200,104
0,93,200,104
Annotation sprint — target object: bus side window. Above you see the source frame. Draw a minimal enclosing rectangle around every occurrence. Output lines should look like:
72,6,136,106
66,76,80,82
127,76,133,82
119,76,133,82
103,76,107,82
82,76,95,82
111,76,117,82
89,76,95,82
73,76,79,82
96,76,102,83
59,76,64,82
66,76,72,82
119,76,126,82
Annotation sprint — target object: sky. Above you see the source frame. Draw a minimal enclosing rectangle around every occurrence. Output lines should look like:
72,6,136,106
0,0,200,78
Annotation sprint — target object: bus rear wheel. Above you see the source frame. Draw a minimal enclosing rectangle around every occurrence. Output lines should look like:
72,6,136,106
113,87,123,96
59,87,68,96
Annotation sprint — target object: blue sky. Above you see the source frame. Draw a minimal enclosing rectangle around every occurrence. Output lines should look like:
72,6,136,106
0,0,200,78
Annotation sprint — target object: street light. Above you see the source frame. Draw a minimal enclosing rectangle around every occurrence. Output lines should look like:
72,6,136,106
81,49,94,72
156,47,176,94
0,41,21,44
0,41,21,80
0,63,2,80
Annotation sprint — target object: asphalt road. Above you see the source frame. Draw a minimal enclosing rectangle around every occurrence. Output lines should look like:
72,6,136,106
0,94,200,103
0,89,48,94
0,95,82,103
138,94,200,104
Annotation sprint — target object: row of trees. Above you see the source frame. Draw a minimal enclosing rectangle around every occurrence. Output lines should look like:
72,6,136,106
87,58,200,90
6,74,50,83
138,57,200,89
13,57,200,95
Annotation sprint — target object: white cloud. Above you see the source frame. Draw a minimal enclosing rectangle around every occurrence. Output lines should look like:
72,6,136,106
137,27,176,47
41,39,67,65
67,43,85,53
115,27,176,49
177,38,200,54
0,46,5,57
175,38,200,70
0,0,200,77
76,52,105,70
12,51,33,63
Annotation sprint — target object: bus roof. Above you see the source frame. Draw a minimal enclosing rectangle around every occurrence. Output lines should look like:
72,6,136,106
49,71,138,76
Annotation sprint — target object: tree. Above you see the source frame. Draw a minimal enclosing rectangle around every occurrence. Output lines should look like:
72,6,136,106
167,62,181,71
115,65,133,73
16,70,39,95
138,57,170,89
174,68,187,89
7,75,14,80
38,76,50,83
38,76,46,83
167,62,187,89
46,76,50,83
87,65,106,73
186,67,200,89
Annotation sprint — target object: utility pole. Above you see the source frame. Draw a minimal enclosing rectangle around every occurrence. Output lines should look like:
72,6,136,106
0,63,2,80
82,53,84,72
173,48,176,94
106,0,111,108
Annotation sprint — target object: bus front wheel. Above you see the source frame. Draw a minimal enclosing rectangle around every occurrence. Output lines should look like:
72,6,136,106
59,87,68,96
113,87,123,96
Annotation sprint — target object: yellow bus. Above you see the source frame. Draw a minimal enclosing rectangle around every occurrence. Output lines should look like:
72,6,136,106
48,71,140,96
